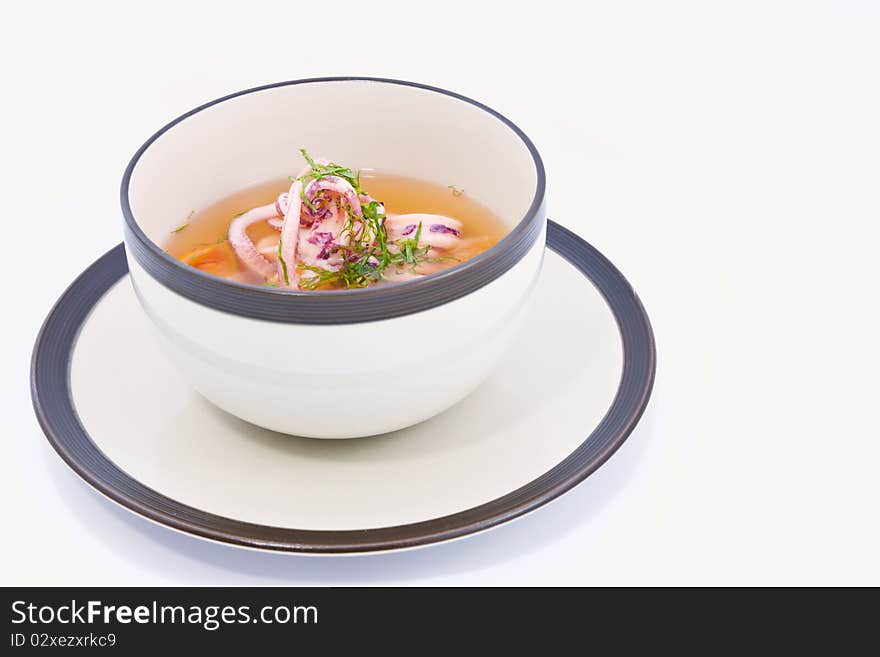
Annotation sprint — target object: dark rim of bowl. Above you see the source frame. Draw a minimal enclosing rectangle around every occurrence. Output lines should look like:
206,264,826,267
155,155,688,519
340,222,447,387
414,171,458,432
121,77,547,324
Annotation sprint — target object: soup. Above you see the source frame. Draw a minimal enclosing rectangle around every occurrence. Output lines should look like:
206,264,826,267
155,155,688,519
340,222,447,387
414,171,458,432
166,151,507,290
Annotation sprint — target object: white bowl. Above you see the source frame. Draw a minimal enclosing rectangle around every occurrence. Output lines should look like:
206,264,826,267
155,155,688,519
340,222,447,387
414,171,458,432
122,78,547,438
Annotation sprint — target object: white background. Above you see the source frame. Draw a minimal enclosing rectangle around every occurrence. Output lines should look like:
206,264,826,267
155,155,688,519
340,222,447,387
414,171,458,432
2,0,879,585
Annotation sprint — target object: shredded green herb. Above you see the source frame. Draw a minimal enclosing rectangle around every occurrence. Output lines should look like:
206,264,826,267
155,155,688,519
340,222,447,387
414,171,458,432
298,149,361,191
172,211,195,233
448,185,464,197
293,150,457,290
396,222,428,266
277,239,290,286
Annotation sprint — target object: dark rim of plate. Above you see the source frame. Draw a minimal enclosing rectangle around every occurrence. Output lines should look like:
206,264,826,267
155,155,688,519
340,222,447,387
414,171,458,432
121,77,547,324
31,221,656,554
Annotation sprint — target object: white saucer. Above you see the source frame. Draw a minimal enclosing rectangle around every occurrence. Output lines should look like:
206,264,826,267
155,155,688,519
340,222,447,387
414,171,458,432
32,222,655,553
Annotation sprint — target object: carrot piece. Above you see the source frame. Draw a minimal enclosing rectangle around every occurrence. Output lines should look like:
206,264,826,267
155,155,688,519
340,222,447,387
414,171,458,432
182,240,242,277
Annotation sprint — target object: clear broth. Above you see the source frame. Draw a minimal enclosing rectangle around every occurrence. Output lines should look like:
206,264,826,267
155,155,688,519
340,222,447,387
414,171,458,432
166,173,508,288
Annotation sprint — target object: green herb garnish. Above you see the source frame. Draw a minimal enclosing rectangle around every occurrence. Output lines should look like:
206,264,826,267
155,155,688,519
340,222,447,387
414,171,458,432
396,222,428,266
172,211,194,233
294,149,361,214
448,185,464,197
293,150,455,290
277,239,290,286
298,148,361,192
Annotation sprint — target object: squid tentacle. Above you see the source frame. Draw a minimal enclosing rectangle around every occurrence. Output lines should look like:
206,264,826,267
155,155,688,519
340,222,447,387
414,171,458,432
277,179,303,288
227,203,282,278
